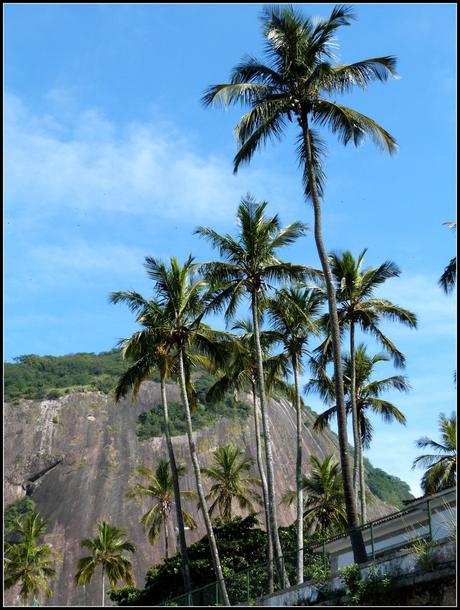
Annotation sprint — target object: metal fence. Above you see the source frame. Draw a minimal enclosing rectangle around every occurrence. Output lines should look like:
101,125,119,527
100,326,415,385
159,487,455,606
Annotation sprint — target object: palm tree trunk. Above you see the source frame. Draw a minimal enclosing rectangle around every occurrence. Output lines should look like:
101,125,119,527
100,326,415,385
177,348,230,606
301,115,367,564
349,321,362,518
358,418,367,523
101,565,105,607
164,519,169,559
161,377,192,592
293,354,304,584
252,383,274,594
251,293,290,588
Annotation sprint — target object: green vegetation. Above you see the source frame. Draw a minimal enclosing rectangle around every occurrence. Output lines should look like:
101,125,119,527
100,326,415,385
108,515,328,606
136,370,251,440
365,460,414,508
4,498,36,535
75,521,136,607
4,511,57,605
126,460,197,558
338,563,393,606
413,412,456,494
4,350,155,401
136,398,250,440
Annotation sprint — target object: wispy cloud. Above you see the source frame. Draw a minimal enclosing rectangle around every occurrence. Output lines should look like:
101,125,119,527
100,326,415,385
5,92,298,227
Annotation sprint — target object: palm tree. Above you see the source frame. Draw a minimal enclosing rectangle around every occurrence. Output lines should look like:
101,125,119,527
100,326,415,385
141,254,231,605
127,460,197,559
75,521,136,607
4,512,57,605
206,319,292,592
439,222,457,294
413,412,456,494
309,344,409,523
283,455,348,539
266,286,323,583
201,445,262,522
195,196,317,584
316,249,417,519
203,4,399,563
110,294,193,593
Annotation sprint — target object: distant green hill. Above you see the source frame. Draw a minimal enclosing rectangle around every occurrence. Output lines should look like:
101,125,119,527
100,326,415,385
4,350,414,507
4,349,138,401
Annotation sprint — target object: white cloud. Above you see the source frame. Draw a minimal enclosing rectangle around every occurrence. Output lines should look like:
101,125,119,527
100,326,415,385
4,92,296,226
373,274,456,339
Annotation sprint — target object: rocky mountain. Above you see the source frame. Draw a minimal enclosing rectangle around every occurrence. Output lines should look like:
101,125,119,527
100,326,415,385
4,379,404,606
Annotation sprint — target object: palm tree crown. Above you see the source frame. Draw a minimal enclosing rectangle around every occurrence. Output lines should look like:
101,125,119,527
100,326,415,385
318,249,417,368
413,412,456,494
439,222,456,294
309,344,410,447
202,445,262,522
127,460,197,554
267,286,324,364
196,195,317,320
283,455,347,537
4,512,57,604
203,4,398,182
75,521,136,606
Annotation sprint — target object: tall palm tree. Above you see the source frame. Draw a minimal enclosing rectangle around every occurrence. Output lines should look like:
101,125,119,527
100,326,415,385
110,294,193,593
127,460,197,558
203,4,399,563
266,286,323,583
309,344,409,522
195,196,316,584
206,319,292,593
4,512,57,606
141,255,231,605
201,445,262,522
316,249,417,518
439,222,457,294
283,455,348,539
75,521,135,607
413,412,456,494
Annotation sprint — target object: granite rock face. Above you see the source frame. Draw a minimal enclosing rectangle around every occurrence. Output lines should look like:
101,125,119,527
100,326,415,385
4,382,396,606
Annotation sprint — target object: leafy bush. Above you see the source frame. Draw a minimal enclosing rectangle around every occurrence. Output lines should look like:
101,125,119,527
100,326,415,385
338,563,393,606
411,537,438,572
4,497,36,534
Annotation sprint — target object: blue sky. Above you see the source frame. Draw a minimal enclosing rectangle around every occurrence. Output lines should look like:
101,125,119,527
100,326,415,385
4,3,456,496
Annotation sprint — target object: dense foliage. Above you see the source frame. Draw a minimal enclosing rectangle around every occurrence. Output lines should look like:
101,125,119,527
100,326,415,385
4,498,36,535
136,370,251,439
136,399,250,440
4,350,147,401
109,515,326,606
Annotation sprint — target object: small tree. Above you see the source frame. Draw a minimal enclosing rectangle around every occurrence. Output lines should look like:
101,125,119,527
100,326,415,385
4,512,57,606
413,412,456,493
127,460,197,558
283,455,348,539
75,521,136,607
202,445,261,522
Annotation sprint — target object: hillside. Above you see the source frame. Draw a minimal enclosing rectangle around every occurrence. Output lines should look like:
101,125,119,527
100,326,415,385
4,352,413,606
4,350,413,507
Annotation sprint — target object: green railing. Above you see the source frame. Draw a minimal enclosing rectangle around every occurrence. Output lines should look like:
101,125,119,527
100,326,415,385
159,497,441,606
